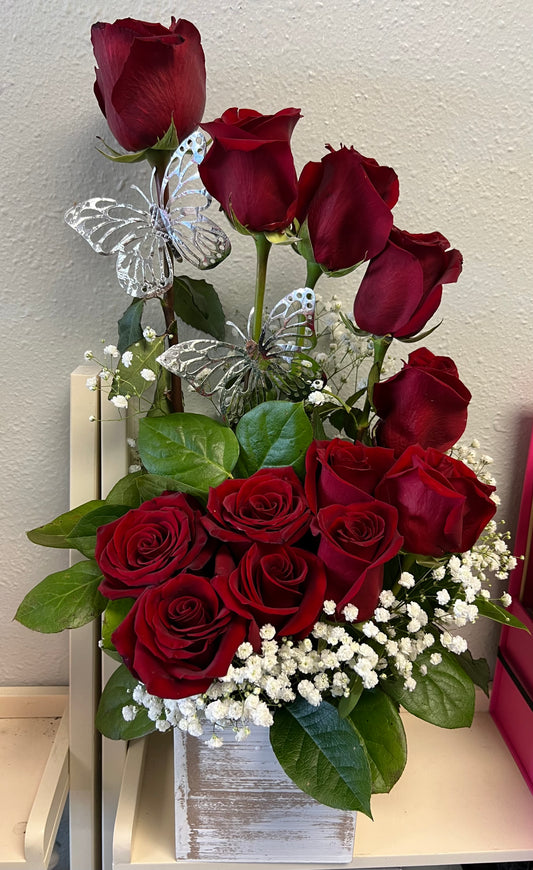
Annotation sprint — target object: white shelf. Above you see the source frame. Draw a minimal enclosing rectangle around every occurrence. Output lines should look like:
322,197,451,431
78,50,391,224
113,695,533,869
0,687,68,870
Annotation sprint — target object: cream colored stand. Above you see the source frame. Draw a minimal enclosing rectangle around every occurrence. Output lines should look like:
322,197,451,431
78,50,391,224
68,370,533,870
69,367,128,870
111,693,533,870
0,687,68,870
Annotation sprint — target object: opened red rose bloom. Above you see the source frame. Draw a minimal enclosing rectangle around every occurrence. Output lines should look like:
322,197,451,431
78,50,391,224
295,145,399,272
305,439,396,512
373,348,471,455
91,17,206,152
353,227,463,338
375,445,496,556
214,543,327,649
203,467,311,547
96,492,210,599
314,500,402,621
199,107,301,232
112,573,247,699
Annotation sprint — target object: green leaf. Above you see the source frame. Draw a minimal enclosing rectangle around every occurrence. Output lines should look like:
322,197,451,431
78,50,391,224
66,504,131,558
138,413,239,490
96,665,156,740
311,407,327,440
110,337,165,400
457,650,491,696
105,471,205,508
101,598,135,660
173,276,226,340
349,689,407,793
382,649,475,729
117,300,144,355
146,368,172,418
475,597,530,631
15,560,105,633
270,698,372,815
235,401,313,477
337,674,364,719
27,500,104,549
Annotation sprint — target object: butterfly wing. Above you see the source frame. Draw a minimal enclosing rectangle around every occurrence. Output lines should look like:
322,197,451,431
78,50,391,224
157,339,250,397
263,287,317,352
163,130,231,270
65,197,173,298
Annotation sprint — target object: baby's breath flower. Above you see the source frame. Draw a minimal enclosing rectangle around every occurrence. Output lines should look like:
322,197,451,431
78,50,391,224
398,572,415,589
103,344,119,358
259,624,276,641
143,326,157,342
83,350,93,361
323,600,336,616
342,604,359,622
110,395,128,409
121,351,133,368
237,643,253,660
308,390,326,406
140,368,157,382
122,705,138,722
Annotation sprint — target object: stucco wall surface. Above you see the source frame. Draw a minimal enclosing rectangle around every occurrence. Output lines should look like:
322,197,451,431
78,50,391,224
1,0,532,685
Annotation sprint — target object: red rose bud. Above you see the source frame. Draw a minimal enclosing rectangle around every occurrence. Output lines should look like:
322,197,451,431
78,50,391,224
375,445,496,557
295,145,399,272
96,492,211,599
373,348,471,455
314,500,402,622
199,107,301,232
203,467,311,546
353,227,463,338
112,574,247,699
305,439,396,513
91,17,206,152
214,543,327,650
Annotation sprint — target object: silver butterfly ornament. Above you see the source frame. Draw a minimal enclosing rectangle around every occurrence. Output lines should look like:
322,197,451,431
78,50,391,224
64,129,231,299
157,288,319,424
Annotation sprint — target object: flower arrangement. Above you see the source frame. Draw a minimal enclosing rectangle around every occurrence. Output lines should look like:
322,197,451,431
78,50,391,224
16,16,525,817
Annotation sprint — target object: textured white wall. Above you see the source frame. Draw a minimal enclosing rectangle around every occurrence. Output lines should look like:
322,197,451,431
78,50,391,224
1,0,532,685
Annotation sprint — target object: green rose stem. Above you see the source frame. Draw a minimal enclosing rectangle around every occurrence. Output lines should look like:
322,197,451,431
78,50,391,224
252,233,272,343
150,152,184,414
355,334,392,443
305,260,323,291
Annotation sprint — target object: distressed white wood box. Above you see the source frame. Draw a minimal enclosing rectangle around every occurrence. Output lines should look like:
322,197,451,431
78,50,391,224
174,726,357,862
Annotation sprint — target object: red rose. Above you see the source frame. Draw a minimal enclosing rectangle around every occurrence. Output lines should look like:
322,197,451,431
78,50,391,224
294,145,399,272
112,574,247,699
96,492,210,599
213,543,327,649
203,467,311,546
373,348,471,455
375,445,496,556
353,228,463,338
314,501,402,621
305,439,396,512
199,107,301,232
91,17,206,152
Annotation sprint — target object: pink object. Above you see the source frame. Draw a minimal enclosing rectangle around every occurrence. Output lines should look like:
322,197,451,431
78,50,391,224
490,422,533,794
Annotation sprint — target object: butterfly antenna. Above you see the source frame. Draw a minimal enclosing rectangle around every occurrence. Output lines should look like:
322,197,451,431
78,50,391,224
130,184,151,207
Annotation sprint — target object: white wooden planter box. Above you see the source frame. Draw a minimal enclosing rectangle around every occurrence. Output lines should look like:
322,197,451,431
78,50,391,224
174,727,356,863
